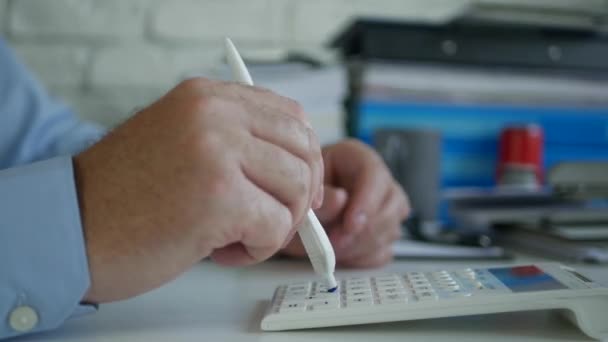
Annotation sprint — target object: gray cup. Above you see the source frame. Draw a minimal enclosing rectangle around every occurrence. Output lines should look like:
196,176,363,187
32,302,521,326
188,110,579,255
374,129,442,223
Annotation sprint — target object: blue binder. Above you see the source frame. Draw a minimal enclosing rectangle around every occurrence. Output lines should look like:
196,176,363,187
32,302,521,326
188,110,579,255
357,99,608,189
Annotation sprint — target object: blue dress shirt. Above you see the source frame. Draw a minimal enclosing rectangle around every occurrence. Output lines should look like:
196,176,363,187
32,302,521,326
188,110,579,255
0,38,104,339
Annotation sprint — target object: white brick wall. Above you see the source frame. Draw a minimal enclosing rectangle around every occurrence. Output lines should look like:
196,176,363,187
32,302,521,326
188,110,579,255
1,0,605,127
13,44,88,88
9,0,147,40
0,1,6,33
290,0,468,45
89,44,222,89
151,0,288,44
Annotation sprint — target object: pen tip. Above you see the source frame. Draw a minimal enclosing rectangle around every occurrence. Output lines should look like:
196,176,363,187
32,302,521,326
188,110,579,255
224,37,234,51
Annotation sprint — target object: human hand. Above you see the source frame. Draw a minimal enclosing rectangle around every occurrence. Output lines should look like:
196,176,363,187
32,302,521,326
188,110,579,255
282,139,409,268
75,78,323,302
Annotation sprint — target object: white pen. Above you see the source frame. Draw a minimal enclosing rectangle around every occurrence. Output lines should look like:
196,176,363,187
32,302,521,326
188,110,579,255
224,38,338,292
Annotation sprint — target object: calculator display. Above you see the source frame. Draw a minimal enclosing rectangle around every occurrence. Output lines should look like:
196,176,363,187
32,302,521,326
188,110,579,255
488,265,567,292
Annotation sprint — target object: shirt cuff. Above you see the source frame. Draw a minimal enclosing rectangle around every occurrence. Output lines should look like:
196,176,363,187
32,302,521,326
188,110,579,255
0,156,94,339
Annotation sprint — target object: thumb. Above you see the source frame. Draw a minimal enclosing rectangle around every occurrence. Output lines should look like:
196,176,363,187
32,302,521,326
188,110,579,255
314,185,348,225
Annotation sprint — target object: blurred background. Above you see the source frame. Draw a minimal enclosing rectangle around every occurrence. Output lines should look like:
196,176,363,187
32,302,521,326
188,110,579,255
2,0,608,262
1,0,603,128
0,0,473,128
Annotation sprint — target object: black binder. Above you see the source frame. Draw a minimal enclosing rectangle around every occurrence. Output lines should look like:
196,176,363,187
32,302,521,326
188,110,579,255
331,19,608,73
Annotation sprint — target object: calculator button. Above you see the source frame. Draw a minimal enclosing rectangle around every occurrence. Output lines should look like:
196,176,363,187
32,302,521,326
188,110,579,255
375,277,400,283
308,300,340,311
407,275,427,283
348,290,372,297
408,280,428,287
304,293,339,300
412,285,433,292
415,291,437,301
438,282,459,289
347,297,373,307
316,285,330,292
280,302,307,313
347,279,370,287
376,277,401,283
376,284,403,292
347,285,369,291
439,288,467,297
284,291,308,299
378,294,409,305
378,288,406,296
286,283,310,292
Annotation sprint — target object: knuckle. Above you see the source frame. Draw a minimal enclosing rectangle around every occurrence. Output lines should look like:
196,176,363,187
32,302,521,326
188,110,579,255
294,159,311,195
350,138,384,163
205,166,233,196
286,98,305,119
176,77,209,93
305,127,319,158
196,129,222,154
343,137,366,151
190,93,219,117
195,133,235,195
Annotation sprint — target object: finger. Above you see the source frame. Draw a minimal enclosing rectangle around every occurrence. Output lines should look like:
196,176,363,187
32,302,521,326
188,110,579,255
222,81,310,124
281,229,299,249
336,186,405,260
314,185,348,225
383,182,411,226
397,184,412,221
225,85,324,210
222,82,324,210
342,162,392,235
243,106,323,213
240,136,312,227
336,222,402,263
280,234,306,257
211,243,252,266
332,177,396,250
211,175,293,266
185,78,309,124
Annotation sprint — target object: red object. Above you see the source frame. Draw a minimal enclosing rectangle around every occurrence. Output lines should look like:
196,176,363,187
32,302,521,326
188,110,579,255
511,265,543,277
497,125,544,184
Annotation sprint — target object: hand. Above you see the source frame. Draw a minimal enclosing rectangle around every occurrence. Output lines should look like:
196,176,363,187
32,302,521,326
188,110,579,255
75,78,323,303
282,139,409,268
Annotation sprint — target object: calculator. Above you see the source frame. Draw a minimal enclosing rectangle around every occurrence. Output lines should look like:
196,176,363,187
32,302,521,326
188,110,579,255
261,263,608,340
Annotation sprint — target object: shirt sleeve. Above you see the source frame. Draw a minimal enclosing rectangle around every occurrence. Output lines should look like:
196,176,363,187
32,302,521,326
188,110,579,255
0,37,104,168
0,156,95,339
0,39,106,339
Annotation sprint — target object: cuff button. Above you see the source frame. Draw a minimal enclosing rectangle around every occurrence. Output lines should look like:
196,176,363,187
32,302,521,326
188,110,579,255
9,306,39,332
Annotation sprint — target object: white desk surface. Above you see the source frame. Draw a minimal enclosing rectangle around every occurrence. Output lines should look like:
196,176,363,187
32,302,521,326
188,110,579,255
19,255,608,342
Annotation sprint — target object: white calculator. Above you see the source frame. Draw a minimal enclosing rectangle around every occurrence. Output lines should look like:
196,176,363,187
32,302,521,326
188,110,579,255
261,263,608,340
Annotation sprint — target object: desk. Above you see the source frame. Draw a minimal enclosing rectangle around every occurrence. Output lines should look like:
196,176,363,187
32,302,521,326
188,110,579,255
18,256,608,341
